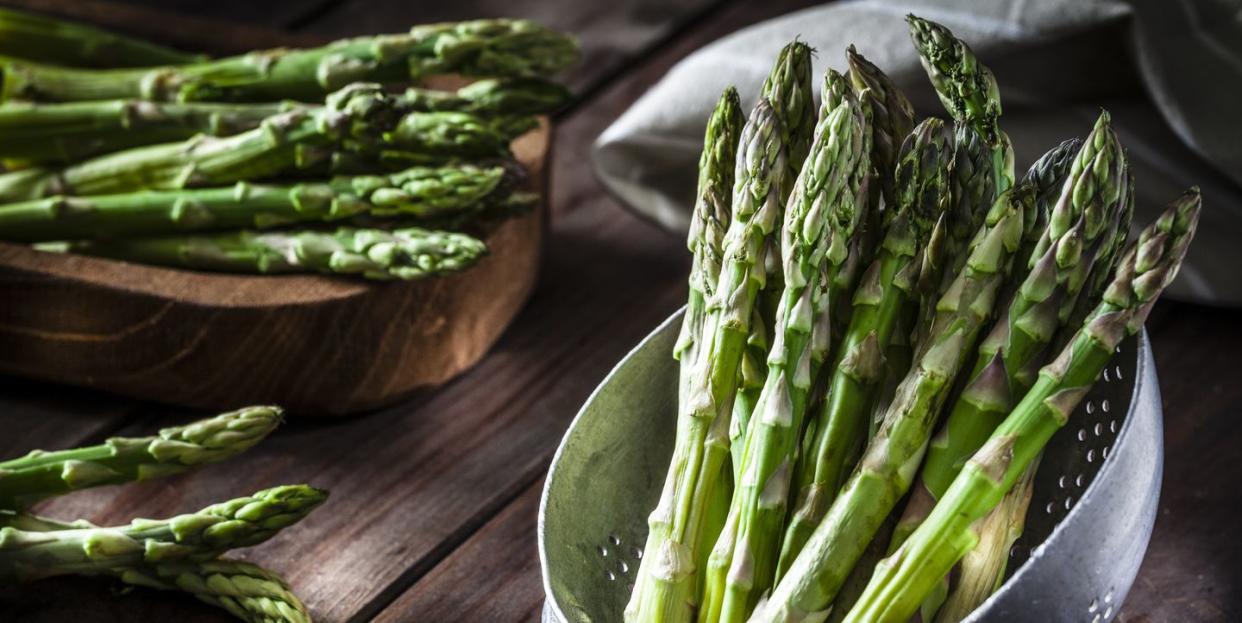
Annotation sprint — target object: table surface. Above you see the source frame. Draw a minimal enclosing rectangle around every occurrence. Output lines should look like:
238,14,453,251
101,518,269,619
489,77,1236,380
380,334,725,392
0,1,1238,622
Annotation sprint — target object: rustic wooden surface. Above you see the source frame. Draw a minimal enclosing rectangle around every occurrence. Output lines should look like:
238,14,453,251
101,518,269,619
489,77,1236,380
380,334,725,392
0,1,1237,622
0,122,548,415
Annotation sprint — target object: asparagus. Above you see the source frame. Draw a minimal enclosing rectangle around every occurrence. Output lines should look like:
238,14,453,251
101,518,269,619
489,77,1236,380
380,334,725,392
703,73,870,623
0,83,405,202
1013,138,1083,277
753,183,1032,623
675,87,743,478
841,190,1201,623
0,7,205,67
0,19,579,103
45,225,487,281
0,99,298,166
779,118,953,576
891,112,1127,554
908,15,1013,196
0,79,558,166
933,459,1037,623
118,558,311,623
624,99,788,623
0,163,513,242
844,45,915,210
0,485,327,581
0,407,281,510
761,41,816,186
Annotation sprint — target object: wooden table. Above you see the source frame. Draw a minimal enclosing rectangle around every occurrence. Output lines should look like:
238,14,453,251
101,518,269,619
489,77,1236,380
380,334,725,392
0,1,1237,621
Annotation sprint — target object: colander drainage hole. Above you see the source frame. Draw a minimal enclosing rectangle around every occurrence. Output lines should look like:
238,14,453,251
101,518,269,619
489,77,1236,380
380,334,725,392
633,546,643,559
607,570,616,582
619,560,630,574
609,534,622,546
598,545,608,558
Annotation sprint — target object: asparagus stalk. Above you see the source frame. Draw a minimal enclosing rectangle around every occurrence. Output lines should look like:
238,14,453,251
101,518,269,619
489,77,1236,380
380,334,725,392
0,485,327,581
0,19,579,103
753,183,1033,623
0,163,513,242
397,77,571,115
907,15,1013,196
0,99,299,167
0,407,281,510
118,558,311,623
624,99,788,623
845,45,915,211
891,112,1127,553
0,7,206,67
1013,138,1083,277
841,190,1201,623
0,83,406,202
779,118,953,576
704,73,870,623
933,458,1037,623
761,41,816,186
44,225,487,280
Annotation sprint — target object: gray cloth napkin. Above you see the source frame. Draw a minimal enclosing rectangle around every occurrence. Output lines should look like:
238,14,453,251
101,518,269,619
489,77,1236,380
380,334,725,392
593,0,1242,305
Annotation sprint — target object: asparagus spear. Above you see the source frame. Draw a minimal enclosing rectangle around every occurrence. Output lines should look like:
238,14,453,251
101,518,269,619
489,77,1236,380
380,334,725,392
0,19,579,103
0,79,559,166
703,73,870,623
907,15,1013,196
845,45,915,211
841,190,1201,623
0,407,281,510
44,225,487,281
0,485,327,581
891,112,1127,552
0,83,405,202
624,99,788,623
754,183,1032,623
0,163,513,242
779,118,953,576
674,87,743,471
118,558,311,623
1013,138,1083,278
762,41,816,186
0,7,206,67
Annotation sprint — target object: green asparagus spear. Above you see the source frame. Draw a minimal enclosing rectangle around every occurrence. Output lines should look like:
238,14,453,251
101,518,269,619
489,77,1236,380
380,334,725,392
779,118,953,576
0,83,405,202
0,99,299,167
1013,138,1083,277
0,19,579,103
0,163,512,242
0,485,326,581
396,78,572,115
754,183,1032,622
0,407,281,510
841,190,1201,623
907,15,1013,196
845,45,915,211
0,7,205,67
625,99,788,623
118,558,311,623
44,225,487,281
703,73,870,623
892,113,1127,554
762,41,816,186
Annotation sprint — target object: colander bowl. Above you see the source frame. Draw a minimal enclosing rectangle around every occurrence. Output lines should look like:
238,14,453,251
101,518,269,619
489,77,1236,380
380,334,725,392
539,308,1161,623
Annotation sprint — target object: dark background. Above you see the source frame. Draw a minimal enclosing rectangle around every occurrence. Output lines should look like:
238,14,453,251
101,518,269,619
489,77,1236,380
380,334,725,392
0,0,1238,621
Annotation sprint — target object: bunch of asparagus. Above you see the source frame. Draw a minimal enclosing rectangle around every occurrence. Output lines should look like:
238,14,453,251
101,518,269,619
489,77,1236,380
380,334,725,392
0,8,578,280
629,14,1201,623
0,406,325,623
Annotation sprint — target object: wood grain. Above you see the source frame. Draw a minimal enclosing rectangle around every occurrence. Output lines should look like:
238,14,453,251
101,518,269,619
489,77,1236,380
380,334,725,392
374,480,546,622
0,123,548,415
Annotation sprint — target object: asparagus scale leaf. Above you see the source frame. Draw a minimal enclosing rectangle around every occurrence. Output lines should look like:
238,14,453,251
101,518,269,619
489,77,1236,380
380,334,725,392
841,190,1201,623
118,558,312,623
0,407,281,510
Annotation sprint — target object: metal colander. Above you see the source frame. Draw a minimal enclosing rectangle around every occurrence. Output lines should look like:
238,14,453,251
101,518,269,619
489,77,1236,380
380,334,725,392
539,308,1161,623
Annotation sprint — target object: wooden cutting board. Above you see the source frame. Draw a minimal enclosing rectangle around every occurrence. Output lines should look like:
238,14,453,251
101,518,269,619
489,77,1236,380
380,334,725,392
0,122,550,416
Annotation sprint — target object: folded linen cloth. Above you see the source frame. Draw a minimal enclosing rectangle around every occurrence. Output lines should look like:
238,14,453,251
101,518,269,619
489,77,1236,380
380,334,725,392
593,0,1242,305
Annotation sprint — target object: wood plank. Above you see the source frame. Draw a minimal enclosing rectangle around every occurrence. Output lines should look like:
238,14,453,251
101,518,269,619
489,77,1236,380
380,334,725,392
295,0,727,93
1118,302,1242,622
0,0,322,54
375,480,546,622
0,376,140,457
91,0,337,29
